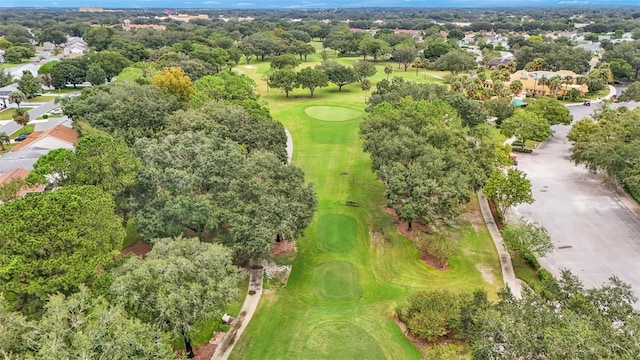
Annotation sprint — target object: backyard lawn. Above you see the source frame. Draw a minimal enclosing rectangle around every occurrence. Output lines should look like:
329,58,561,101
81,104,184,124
230,55,503,359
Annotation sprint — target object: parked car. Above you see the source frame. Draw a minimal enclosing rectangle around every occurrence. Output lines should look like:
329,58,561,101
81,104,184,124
14,133,30,142
50,108,63,115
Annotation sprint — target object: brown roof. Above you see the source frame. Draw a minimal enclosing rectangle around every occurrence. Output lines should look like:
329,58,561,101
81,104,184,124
0,168,30,184
11,125,78,151
0,168,46,197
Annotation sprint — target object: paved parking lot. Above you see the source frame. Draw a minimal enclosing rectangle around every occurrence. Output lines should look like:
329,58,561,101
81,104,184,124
513,101,640,298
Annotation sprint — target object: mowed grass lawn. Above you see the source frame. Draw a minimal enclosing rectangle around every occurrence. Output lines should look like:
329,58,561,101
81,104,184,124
230,55,502,359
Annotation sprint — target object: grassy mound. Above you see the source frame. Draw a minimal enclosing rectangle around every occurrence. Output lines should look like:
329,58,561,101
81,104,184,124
316,214,358,253
313,261,363,302
305,105,362,121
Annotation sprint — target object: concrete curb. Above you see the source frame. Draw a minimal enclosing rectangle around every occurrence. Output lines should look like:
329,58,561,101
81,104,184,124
477,191,522,298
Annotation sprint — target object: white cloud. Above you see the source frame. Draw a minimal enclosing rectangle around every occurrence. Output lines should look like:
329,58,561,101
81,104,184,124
203,0,220,3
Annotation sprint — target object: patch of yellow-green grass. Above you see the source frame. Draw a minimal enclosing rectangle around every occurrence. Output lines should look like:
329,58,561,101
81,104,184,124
0,108,17,120
30,95,57,102
230,68,503,358
511,253,542,291
0,143,16,155
10,124,34,138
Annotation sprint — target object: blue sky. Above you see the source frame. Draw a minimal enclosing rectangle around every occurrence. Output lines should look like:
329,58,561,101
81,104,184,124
1,0,638,8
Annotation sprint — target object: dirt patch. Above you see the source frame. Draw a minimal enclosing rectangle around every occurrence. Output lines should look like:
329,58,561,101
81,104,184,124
120,240,151,257
382,205,411,237
176,331,224,360
271,240,296,256
393,316,428,351
419,252,449,271
487,199,505,230
369,228,387,245
461,201,484,232
475,263,496,284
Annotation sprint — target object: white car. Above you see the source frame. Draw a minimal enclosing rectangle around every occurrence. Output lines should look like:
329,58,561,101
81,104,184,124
50,108,63,115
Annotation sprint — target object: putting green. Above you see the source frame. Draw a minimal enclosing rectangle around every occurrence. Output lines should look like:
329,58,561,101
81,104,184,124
300,320,385,360
305,106,362,121
313,261,362,302
316,214,357,253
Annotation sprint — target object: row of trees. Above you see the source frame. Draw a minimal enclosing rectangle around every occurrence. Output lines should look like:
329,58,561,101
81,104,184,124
1,48,317,357
267,59,378,97
569,105,640,197
400,272,640,359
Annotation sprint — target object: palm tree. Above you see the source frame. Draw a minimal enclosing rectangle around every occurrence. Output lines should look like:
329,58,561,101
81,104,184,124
510,79,524,97
8,90,26,108
384,64,393,80
548,76,563,97
537,76,549,96
12,108,30,126
562,75,573,101
0,132,9,151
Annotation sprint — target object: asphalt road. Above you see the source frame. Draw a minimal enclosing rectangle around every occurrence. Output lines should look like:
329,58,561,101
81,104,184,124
513,99,640,298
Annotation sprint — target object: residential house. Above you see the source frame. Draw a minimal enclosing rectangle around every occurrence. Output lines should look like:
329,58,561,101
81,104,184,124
486,57,512,70
11,123,78,153
0,168,46,200
482,70,588,97
63,37,88,58
0,123,77,174
122,20,166,31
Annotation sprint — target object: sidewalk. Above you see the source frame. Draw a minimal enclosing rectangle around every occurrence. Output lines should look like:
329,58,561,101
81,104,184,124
477,191,522,298
211,266,264,360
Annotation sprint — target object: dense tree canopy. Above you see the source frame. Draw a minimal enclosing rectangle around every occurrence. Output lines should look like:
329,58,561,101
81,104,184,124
360,99,500,228
222,151,317,260
111,237,241,358
0,186,124,313
64,82,180,145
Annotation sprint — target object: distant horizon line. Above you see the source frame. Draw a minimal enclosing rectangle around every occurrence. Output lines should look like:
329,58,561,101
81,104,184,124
2,4,640,9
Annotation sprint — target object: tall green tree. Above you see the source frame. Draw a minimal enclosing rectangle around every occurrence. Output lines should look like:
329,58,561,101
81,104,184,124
433,49,477,75
525,97,573,125
111,237,241,358
483,168,534,217
266,69,298,97
26,148,74,185
69,133,141,198
222,151,317,260
0,186,124,313
296,67,328,97
317,60,357,92
8,90,26,108
1,287,176,359
17,71,41,98
133,132,244,241
352,60,377,85
392,44,418,71
500,111,553,149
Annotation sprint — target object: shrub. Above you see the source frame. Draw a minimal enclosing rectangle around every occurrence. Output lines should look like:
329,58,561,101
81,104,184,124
538,268,552,281
512,147,533,153
399,290,461,342
415,233,457,268
42,114,48,119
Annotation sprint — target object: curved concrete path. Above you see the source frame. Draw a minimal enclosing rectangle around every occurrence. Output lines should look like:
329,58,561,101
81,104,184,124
478,191,522,298
211,128,293,360
211,267,263,360
285,128,293,164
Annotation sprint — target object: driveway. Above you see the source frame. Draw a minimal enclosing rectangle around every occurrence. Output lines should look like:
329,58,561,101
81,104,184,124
513,100,640,298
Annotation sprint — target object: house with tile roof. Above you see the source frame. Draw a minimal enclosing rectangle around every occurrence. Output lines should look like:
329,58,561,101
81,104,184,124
11,124,78,153
0,168,46,201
